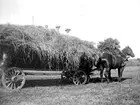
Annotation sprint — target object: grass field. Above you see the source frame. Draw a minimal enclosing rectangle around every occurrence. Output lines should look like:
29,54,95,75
0,66,140,105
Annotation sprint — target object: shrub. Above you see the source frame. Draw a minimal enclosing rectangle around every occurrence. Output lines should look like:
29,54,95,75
126,59,140,66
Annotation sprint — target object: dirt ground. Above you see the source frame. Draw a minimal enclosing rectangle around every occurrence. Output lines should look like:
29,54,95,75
0,66,140,105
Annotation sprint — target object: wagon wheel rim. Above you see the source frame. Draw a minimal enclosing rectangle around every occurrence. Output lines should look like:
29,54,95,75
2,67,25,91
73,70,87,85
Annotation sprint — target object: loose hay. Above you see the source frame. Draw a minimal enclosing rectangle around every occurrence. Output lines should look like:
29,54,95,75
0,24,97,71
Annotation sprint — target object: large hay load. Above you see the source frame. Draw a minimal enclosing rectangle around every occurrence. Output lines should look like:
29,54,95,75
0,24,97,71
0,24,98,90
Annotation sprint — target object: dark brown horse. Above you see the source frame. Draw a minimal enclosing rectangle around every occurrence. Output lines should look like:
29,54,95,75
99,46,135,83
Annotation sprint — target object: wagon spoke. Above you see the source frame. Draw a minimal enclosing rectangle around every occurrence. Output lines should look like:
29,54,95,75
7,69,15,77
10,70,15,76
5,77,11,81
75,80,80,85
7,82,13,88
12,83,16,89
73,77,80,85
5,80,11,84
15,70,20,76
10,83,14,89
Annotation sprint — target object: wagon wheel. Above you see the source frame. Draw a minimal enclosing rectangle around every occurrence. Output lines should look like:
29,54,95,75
2,67,25,91
73,70,88,85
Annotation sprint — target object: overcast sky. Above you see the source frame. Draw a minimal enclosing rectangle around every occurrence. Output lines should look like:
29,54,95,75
0,0,140,58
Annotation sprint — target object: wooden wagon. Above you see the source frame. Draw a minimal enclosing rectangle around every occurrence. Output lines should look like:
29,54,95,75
0,24,98,91
1,66,96,91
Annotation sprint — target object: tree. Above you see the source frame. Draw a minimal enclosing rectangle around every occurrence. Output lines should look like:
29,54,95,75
97,38,121,55
137,58,140,63
45,25,48,29
55,25,61,31
65,28,71,33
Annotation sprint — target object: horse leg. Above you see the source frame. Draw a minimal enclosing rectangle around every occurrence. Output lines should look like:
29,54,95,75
100,68,104,82
108,69,112,81
102,59,110,83
104,67,110,83
98,64,104,82
118,67,124,82
86,69,90,83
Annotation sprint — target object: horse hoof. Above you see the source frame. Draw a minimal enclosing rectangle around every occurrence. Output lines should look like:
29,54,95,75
107,80,110,84
118,78,121,82
109,78,112,80
101,79,104,83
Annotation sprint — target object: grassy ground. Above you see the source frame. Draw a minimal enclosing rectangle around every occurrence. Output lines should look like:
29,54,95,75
0,66,140,105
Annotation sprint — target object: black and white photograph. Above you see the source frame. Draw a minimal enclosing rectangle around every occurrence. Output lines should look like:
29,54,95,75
0,0,140,105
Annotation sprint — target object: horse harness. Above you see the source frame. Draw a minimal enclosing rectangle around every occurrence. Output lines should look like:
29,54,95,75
112,54,127,68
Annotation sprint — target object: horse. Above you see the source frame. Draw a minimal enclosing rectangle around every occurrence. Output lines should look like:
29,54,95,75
99,46,135,83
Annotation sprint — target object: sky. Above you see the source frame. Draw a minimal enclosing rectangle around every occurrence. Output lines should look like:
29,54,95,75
0,0,140,58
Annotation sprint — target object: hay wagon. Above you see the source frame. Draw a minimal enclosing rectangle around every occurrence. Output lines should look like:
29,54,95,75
0,24,98,91
1,66,96,91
